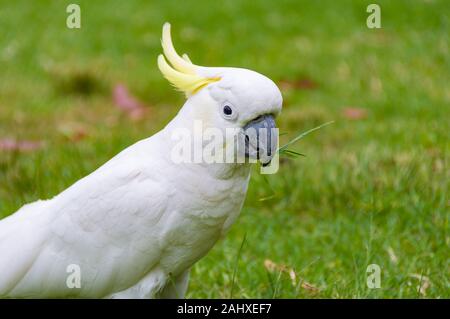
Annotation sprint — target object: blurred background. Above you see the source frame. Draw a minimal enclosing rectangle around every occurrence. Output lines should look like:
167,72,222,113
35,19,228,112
0,0,448,297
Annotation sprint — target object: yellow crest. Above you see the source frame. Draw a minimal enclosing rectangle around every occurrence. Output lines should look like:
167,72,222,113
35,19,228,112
157,23,220,97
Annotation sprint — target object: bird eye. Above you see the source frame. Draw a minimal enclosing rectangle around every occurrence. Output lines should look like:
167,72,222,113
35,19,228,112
223,105,233,116
221,103,237,120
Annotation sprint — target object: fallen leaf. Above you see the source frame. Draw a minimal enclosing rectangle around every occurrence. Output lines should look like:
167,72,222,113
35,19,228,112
0,138,44,152
342,107,368,120
58,123,88,142
299,280,319,292
264,259,319,291
113,84,148,120
409,273,431,296
279,78,318,91
264,259,277,273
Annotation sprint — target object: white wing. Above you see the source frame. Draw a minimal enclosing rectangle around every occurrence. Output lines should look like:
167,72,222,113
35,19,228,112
0,200,50,296
0,137,172,298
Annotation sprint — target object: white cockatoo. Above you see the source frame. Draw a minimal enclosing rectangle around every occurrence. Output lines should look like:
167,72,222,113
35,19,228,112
0,23,282,298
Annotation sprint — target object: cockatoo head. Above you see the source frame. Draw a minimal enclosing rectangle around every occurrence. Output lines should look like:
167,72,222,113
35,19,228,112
158,23,282,165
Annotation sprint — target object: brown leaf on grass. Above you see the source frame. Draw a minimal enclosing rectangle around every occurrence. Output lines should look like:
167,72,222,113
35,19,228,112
0,138,44,152
409,274,431,296
113,84,148,120
58,123,88,142
342,107,368,120
299,281,319,292
264,259,278,272
278,78,318,91
264,259,319,292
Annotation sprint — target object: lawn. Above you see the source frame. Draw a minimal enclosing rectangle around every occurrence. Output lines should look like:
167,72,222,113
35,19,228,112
0,0,448,298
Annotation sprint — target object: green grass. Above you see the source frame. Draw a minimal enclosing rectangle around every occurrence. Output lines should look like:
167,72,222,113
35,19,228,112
0,0,448,298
